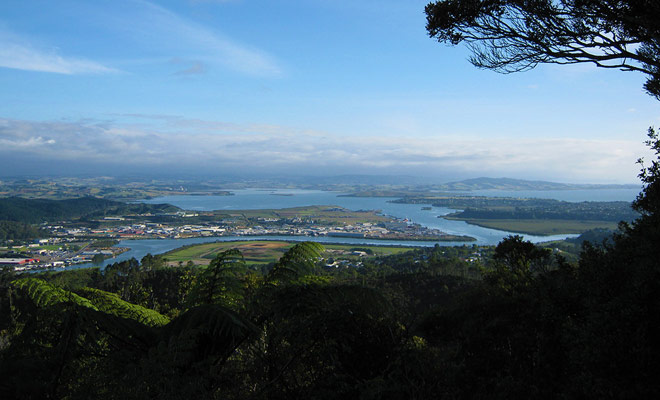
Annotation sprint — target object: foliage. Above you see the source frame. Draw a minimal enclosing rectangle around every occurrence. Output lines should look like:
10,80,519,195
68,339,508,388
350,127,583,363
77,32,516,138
427,196,638,221
186,248,246,308
12,278,97,310
267,241,325,283
161,304,257,368
0,197,119,223
0,220,43,242
2,145,660,400
0,196,179,224
425,0,660,98
3,1,660,397
238,284,402,399
634,127,660,215
91,254,105,266
565,227,615,245
364,243,485,279
78,287,170,327
484,235,554,292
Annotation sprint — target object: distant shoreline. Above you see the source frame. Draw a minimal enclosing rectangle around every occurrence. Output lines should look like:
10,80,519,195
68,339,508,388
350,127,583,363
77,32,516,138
442,216,619,236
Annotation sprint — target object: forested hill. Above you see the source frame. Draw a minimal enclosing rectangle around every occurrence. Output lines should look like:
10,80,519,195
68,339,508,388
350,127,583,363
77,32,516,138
0,197,180,223
439,177,639,191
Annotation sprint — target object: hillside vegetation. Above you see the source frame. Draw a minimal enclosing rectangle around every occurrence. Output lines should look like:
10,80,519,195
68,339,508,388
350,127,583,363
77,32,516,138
0,197,180,224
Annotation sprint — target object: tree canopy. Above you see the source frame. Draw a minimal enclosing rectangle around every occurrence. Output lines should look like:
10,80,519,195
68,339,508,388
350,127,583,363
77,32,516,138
425,0,660,98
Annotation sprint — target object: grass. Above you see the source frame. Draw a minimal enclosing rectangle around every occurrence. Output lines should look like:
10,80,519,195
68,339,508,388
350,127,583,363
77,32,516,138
446,218,619,235
164,241,296,265
323,244,413,257
164,240,416,266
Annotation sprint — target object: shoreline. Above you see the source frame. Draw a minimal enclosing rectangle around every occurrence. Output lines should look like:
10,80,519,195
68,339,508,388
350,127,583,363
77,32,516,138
442,216,617,236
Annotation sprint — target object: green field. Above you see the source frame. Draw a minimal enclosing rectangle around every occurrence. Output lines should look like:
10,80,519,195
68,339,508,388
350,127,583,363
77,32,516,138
211,205,391,226
164,240,415,266
446,217,619,235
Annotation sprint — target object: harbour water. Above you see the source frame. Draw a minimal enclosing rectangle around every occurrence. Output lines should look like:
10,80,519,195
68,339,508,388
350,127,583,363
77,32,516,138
60,187,637,269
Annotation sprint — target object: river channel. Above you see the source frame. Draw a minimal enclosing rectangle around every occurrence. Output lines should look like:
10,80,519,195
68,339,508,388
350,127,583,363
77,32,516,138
64,188,638,270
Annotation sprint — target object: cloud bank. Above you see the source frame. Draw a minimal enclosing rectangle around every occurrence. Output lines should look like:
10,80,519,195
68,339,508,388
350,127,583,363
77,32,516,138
0,116,647,183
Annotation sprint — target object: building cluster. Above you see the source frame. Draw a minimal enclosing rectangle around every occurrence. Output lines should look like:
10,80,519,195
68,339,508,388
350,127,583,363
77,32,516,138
45,219,451,241
0,248,125,271
0,237,126,271
1,215,462,272
0,257,42,271
47,224,227,239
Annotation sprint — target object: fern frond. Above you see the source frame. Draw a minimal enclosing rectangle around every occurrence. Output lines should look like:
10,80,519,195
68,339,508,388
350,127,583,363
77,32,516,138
161,304,257,366
271,284,391,319
78,287,170,327
12,278,97,310
188,248,247,306
268,241,325,283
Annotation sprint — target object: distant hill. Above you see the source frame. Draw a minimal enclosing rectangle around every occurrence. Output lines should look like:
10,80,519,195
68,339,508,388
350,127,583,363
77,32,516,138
310,174,434,185
439,177,640,191
0,197,180,224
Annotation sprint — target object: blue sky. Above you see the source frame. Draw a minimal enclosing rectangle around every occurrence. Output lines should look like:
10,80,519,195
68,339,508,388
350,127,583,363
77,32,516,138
1,0,658,183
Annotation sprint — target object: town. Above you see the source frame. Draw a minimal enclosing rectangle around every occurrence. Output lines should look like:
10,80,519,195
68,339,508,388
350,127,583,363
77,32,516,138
0,206,475,271
47,216,471,241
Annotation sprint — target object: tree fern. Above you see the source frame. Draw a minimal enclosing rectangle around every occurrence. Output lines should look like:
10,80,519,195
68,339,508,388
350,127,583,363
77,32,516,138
161,304,257,367
270,284,391,320
187,248,246,307
78,287,170,327
12,278,97,310
268,241,325,283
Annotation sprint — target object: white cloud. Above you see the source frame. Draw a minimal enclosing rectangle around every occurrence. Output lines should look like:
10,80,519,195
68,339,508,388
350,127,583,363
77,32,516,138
0,117,649,183
126,0,282,77
0,29,116,75
0,1,280,77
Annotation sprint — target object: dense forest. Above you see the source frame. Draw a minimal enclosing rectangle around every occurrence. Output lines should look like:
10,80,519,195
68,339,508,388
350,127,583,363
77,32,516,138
1,126,659,398
0,221,44,242
0,197,180,224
